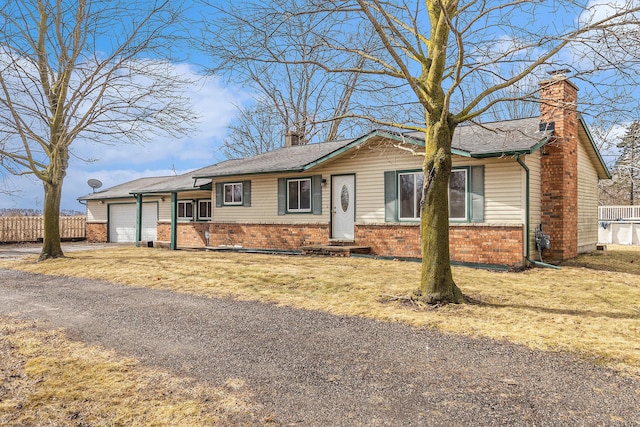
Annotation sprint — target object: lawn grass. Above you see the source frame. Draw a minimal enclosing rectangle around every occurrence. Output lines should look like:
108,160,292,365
2,245,639,377
0,317,258,426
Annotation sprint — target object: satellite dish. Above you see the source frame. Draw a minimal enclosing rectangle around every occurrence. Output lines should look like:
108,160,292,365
87,179,103,193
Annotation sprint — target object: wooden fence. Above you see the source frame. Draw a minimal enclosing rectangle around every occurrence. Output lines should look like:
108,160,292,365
0,216,86,243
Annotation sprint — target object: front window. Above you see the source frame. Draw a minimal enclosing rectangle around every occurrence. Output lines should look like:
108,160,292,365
449,169,468,221
177,201,193,220
198,200,212,220
396,169,468,221
224,183,243,205
398,172,424,220
287,178,312,212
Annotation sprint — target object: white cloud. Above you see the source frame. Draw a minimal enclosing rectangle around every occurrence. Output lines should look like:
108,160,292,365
71,65,248,167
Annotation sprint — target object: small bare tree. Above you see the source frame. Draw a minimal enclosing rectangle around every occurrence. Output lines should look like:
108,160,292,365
200,0,406,157
0,0,196,260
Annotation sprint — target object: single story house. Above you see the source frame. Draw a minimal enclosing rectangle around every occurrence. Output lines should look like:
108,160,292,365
79,74,610,267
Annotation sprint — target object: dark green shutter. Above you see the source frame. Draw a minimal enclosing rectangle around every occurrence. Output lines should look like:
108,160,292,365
215,182,223,208
243,180,251,207
470,165,484,223
312,175,322,215
277,178,286,215
384,171,397,222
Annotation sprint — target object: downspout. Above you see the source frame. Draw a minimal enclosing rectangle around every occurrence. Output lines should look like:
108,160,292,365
516,154,560,269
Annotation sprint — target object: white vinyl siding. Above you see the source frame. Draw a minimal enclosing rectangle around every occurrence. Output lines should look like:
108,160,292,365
86,200,108,222
577,138,599,251
526,152,542,256
482,160,523,223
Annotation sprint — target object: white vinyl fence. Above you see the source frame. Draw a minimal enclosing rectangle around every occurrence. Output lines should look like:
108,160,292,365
598,206,640,245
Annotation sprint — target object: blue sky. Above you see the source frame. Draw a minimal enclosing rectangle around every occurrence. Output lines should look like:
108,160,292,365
0,0,634,212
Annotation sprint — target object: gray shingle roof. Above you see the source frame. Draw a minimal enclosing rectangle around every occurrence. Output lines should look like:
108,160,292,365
192,138,355,179
78,176,173,200
404,117,552,156
79,117,557,198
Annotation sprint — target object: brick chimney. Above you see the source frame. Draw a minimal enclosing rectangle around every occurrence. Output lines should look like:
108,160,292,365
539,70,579,260
285,130,301,147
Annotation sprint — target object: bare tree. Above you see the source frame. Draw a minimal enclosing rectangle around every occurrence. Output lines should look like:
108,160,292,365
222,102,284,159
0,0,196,260
200,0,408,157
280,0,640,303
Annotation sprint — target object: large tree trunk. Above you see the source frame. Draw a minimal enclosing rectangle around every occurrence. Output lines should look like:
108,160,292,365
39,179,65,261
415,118,463,304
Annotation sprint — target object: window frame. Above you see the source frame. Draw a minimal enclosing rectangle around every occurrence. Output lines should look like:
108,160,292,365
223,182,243,206
393,167,471,223
197,199,212,221
397,171,423,221
177,200,193,221
448,168,469,222
286,177,313,213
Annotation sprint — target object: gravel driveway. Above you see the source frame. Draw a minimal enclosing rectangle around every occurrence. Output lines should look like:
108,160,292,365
1,268,639,426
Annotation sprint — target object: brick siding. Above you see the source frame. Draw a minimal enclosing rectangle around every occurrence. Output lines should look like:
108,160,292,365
157,222,210,248
356,224,523,266
208,223,328,250
86,222,107,243
198,222,524,266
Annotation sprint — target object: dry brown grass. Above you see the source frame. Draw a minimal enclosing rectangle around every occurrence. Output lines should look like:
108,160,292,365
2,245,640,377
0,317,258,426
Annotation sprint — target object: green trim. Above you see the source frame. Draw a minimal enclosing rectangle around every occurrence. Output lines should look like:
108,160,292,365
106,204,111,243
135,194,142,247
466,142,549,159
170,193,177,250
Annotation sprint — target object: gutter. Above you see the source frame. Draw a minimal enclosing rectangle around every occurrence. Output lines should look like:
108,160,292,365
515,154,560,270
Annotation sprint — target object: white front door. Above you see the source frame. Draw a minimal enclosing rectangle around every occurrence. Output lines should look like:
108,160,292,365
332,175,355,240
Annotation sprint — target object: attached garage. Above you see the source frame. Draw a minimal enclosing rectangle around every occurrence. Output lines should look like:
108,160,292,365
108,203,158,243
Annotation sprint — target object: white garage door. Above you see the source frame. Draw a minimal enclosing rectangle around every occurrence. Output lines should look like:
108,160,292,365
109,203,158,243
